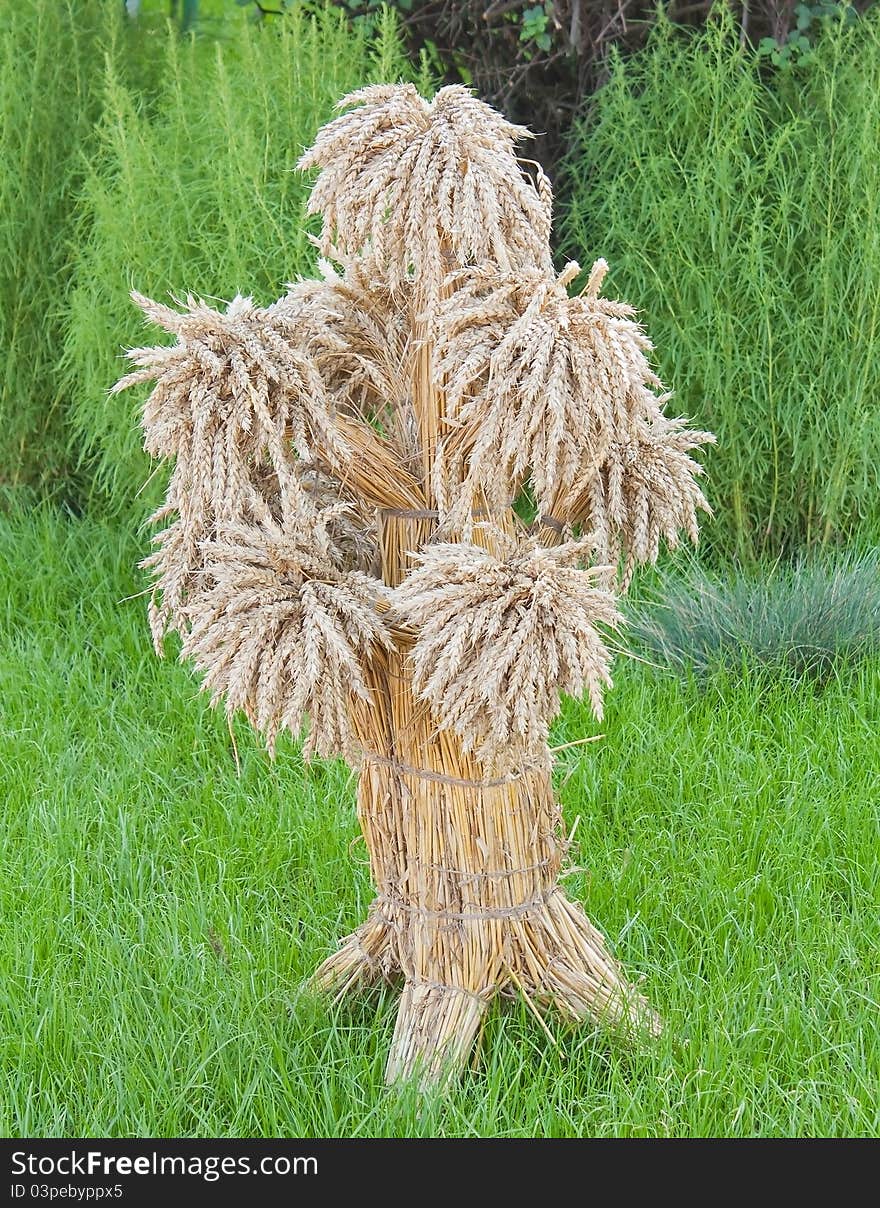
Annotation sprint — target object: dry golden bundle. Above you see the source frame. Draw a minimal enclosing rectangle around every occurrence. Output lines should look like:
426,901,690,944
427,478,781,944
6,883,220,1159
117,82,713,1088
432,259,675,529
394,533,621,763
115,288,345,647
296,464,380,577
139,453,378,653
181,517,392,759
306,261,409,413
555,415,716,590
116,287,346,469
297,84,553,307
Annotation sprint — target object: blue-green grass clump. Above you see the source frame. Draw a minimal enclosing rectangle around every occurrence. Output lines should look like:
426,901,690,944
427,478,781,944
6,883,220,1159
627,548,880,682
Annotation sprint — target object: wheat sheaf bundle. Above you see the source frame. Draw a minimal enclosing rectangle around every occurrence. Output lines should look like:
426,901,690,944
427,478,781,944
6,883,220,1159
305,258,414,429
115,286,347,473
393,533,622,764
558,414,716,589
113,80,716,1085
432,258,672,529
298,83,553,305
114,286,352,647
181,518,392,759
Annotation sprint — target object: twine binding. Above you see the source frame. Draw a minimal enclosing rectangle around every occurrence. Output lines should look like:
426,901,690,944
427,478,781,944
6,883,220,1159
380,505,509,520
541,514,566,533
426,856,555,881
376,886,558,923
408,979,491,1005
362,750,522,789
381,507,441,520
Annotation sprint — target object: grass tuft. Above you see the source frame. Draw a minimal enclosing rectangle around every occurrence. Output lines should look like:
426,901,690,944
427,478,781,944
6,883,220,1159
627,547,880,682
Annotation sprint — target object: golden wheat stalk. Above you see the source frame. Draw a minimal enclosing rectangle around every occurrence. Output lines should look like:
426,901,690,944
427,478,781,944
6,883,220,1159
394,532,621,764
116,82,711,1087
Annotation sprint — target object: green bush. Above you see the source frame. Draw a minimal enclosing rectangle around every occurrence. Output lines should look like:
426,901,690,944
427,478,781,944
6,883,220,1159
0,0,231,505
627,547,880,681
0,1,109,497
564,9,880,562
63,4,421,515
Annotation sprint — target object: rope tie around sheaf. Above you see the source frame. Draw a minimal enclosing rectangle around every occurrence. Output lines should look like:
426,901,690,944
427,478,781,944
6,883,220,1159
425,855,555,882
361,750,523,789
540,514,566,533
375,886,559,924
350,935,382,977
379,504,515,520
380,506,443,520
406,979,492,1006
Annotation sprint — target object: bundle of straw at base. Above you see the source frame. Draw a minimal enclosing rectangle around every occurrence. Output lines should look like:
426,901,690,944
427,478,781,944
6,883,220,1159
316,509,660,1085
117,83,711,1087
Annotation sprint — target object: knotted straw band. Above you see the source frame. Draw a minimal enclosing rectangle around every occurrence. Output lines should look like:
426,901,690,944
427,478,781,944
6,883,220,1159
362,749,522,789
425,856,555,881
380,506,443,520
540,514,566,533
405,979,492,1005
376,886,559,923
380,505,508,520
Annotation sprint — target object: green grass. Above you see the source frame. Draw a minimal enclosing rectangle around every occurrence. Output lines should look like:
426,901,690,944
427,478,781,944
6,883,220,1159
1,505,876,1136
0,1,417,511
563,9,880,563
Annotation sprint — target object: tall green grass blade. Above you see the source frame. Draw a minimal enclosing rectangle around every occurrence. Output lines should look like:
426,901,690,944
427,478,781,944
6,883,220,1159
62,4,415,516
564,9,880,562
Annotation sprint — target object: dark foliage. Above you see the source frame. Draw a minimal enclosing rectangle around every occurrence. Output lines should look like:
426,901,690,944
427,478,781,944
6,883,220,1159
386,2,873,170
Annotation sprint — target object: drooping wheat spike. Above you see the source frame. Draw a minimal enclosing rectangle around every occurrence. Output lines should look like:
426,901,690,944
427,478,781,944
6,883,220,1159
115,286,348,486
115,284,361,648
181,516,393,759
297,84,553,310
557,414,716,591
393,531,622,765
432,259,674,531
296,463,380,577
303,259,421,475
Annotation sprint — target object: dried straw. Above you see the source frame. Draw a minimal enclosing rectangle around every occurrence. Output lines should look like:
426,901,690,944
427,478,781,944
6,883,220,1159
298,84,553,308
393,533,622,764
181,517,392,760
118,82,710,1087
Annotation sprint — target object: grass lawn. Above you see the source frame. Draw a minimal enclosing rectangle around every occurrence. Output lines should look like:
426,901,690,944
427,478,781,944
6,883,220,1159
1,506,876,1137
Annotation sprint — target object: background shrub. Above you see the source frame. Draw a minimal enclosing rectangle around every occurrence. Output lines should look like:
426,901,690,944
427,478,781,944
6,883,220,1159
62,4,420,516
323,2,873,172
564,10,880,562
0,1,110,499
